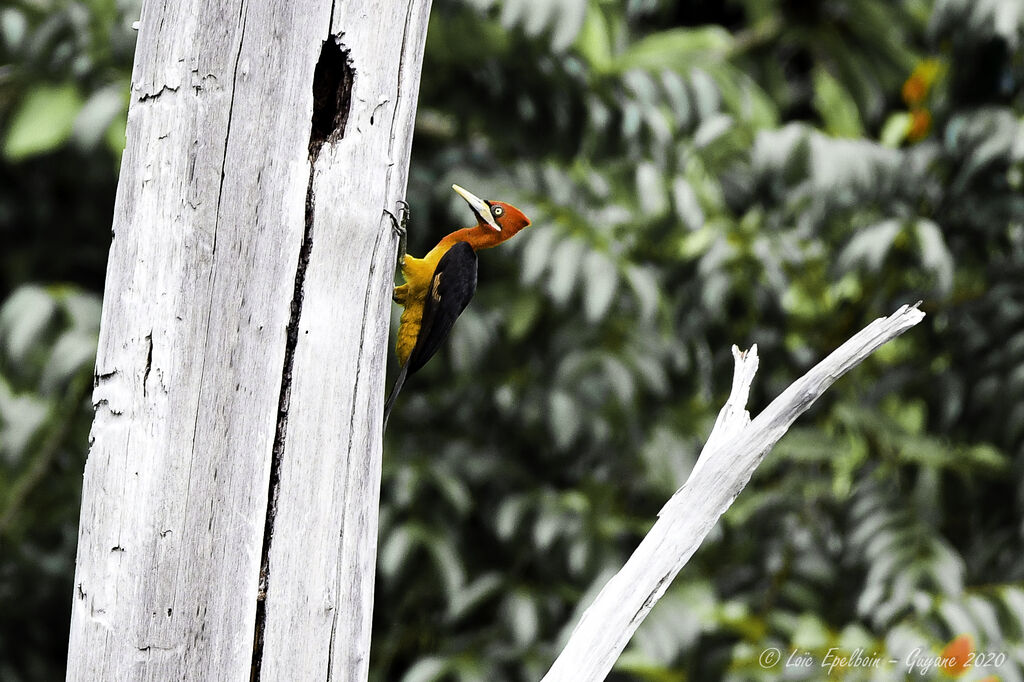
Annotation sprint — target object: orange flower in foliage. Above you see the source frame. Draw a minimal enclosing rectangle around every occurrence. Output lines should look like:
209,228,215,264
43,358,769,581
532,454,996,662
940,634,973,677
902,59,941,106
907,109,932,142
909,109,933,141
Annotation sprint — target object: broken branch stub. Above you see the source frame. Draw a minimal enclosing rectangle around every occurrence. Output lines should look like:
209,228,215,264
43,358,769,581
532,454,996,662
543,302,926,682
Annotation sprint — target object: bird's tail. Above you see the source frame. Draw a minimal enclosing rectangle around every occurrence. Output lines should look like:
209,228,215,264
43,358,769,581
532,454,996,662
382,363,409,432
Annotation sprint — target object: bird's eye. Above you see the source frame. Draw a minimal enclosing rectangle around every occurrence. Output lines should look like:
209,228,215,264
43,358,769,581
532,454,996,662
492,205,504,217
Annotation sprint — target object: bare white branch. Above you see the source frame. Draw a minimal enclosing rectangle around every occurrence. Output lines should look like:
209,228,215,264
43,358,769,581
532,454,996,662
686,343,758,485
543,303,925,682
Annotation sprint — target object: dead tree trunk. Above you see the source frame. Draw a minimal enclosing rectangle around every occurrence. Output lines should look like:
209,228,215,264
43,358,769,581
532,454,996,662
66,1,432,679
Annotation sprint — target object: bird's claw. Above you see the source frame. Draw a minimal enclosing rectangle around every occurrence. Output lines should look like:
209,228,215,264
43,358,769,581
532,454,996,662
385,200,410,237
385,200,410,270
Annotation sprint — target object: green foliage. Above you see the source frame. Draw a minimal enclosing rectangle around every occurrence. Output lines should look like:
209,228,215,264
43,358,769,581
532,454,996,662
0,1,135,161
384,0,1024,678
0,285,98,681
0,1,135,297
2,0,1024,680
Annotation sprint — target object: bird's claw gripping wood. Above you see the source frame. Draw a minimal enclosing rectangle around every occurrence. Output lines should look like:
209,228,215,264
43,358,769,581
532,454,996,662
385,200,410,270
386,201,410,305
382,184,532,431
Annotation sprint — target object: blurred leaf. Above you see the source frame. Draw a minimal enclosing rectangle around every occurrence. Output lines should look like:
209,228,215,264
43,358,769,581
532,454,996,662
60,289,102,333
624,265,659,321
105,108,128,156
506,294,541,340
582,250,618,322
4,83,83,161
546,237,585,306
495,495,528,541
614,26,732,73
533,508,562,550
548,0,587,52
400,657,450,682
0,383,49,463
520,227,558,285
629,586,707,665
0,285,58,365
40,331,97,395
838,219,903,273
549,390,580,449
671,177,704,231
427,536,465,596
447,573,503,622
1,9,28,49
812,67,864,138
636,162,667,215
693,113,732,148
575,3,612,71
791,613,831,650
881,112,912,147
72,82,128,149
504,591,539,646
379,524,414,581
689,67,720,119
431,471,472,516
913,219,953,296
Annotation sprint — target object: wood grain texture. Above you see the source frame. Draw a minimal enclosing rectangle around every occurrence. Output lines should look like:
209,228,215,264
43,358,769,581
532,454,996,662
256,2,434,680
542,304,926,682
66,0,431,679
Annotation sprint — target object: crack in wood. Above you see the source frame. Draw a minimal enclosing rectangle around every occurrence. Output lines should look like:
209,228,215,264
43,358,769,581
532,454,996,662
213,6,250,238
92,398,124,417
136,84,180,103
94,369,118,386
250,32,354,682
143,332,153,398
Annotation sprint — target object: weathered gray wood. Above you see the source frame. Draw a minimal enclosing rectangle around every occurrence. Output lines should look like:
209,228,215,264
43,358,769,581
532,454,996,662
66,0,431,679
542,303,926,681
256,3,434,681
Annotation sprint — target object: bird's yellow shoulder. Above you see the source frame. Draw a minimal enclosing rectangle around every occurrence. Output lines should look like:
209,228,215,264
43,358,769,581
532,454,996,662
394,244,453,365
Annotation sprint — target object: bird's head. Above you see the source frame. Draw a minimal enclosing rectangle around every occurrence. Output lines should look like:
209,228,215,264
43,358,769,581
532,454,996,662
452,184,531,243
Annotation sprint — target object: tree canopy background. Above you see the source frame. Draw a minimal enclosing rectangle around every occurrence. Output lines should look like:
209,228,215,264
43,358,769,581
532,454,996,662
2,0,1023,679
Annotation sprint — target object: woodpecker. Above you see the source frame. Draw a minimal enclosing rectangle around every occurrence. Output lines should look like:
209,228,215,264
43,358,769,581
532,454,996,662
384,184,531,427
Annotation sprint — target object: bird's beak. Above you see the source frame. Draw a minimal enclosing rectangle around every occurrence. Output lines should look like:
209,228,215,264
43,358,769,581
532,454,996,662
453,184,501,232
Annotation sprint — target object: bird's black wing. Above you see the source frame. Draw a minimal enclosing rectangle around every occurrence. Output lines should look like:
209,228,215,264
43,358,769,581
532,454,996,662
405,241,478,376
